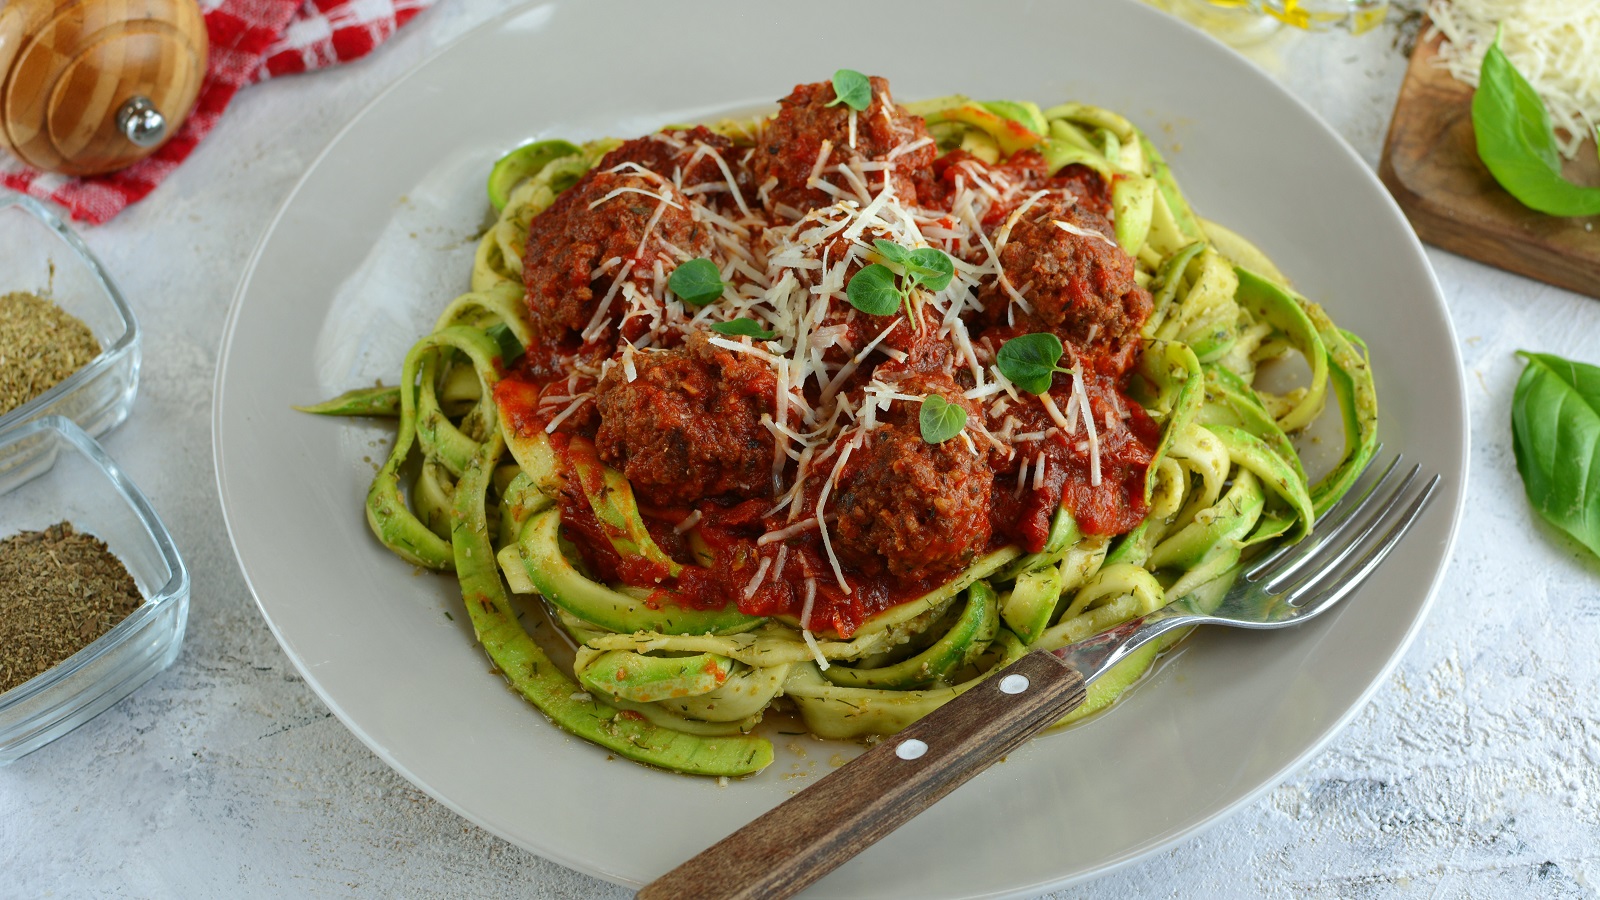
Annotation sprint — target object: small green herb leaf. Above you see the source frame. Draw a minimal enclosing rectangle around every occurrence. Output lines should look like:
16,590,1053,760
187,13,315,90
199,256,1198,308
1473,34,1600,217
872,239,911,266
996,332,1067,394
845,264,902,317
920,394,968,444
905,247,955,292
828,69,872,112
1511,350,1600,559
668,259,726,307
710,319,776,340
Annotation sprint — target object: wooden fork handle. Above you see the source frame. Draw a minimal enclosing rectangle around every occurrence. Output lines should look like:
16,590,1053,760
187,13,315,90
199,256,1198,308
638,650,1087,900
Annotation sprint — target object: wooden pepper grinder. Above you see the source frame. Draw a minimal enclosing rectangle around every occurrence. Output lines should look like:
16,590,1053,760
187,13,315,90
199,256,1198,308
0,0,207,176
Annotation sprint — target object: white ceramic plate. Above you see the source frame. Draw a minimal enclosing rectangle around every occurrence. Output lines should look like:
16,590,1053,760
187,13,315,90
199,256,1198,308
215,1,1468,895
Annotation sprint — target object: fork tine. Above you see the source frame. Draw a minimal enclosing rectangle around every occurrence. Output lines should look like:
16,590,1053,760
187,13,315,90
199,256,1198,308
1281,473,1441,615
1267,463,1421,596
1247,451,1404,584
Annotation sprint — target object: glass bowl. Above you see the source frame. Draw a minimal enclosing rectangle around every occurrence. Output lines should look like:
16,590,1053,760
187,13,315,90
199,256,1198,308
0,416,189,765
0,194,140,479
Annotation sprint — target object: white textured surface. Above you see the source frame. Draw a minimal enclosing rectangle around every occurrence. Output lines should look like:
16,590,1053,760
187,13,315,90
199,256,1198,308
2,4,1598,898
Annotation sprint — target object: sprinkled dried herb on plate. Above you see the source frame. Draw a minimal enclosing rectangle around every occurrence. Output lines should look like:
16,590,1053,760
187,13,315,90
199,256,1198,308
0,522,143,694
0,291,101,417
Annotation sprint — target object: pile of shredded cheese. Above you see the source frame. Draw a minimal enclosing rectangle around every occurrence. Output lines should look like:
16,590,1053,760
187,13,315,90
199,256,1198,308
1427,0,1600,159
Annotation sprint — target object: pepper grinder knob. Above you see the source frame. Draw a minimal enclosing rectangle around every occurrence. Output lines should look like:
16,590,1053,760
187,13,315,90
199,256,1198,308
117,96,166,148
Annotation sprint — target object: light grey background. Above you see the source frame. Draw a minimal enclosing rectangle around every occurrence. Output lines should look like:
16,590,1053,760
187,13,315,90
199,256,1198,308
2,2,1596,898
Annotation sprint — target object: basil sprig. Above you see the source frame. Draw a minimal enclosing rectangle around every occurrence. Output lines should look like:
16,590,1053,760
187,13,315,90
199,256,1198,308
1473,34,1600,217
828,69,872,112
1511,350,1600,560
845,241,955,323
710,319,775,340
669,258,726,307
919,394,968,444
995,332,1072,394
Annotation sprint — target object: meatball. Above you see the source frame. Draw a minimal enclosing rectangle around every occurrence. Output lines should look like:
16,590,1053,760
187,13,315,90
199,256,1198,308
978,195,1150,376
596,126,747,194
752,76,936,215
522,170,707,349
983,377,1158,548
593,332,776,507
830,375,990,577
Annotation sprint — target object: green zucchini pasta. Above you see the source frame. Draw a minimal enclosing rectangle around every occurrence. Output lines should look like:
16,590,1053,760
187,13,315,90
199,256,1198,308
303,75,1377,778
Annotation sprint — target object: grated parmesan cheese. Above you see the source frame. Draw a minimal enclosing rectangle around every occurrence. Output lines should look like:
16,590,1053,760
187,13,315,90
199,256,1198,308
1428,0,1600,160
758,517,819,546
673,509,703,535
743,554,773,599
800,578,830,670
1054,218,1118,249
587,185,683,211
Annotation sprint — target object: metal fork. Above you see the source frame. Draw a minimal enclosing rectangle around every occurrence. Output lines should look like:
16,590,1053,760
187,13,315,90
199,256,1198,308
640,454,1441,900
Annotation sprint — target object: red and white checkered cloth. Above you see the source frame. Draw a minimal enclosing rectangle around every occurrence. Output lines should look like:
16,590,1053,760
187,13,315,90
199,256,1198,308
0,0,435,225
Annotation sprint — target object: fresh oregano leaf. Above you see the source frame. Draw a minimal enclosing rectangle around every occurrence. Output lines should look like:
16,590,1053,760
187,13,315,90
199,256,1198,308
710,318,776,340
845,264,901,316
1474,34,1600,217
1511,350,1600,559
996,332,1068,394
920,394,968,444
905,247,955,292
828,69,872,112
668,258,726,307
872,239,911,266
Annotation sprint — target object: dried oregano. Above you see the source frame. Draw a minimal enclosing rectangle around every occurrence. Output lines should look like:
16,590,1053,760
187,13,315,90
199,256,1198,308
0,522,143,693
0,292,101,417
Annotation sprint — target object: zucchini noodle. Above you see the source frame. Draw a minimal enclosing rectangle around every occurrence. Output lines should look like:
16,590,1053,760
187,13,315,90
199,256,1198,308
303,87,1378,778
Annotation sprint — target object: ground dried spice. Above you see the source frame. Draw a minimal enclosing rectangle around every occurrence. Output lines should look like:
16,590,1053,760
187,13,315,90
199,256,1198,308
0,291,101,418
0,522,143,694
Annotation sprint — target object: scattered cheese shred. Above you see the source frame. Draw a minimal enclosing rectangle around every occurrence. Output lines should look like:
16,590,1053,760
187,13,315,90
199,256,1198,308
587,185,683,211
743,555,773,599
1070,359,1102,487
544,393,593,434
1054,218,1118,249
800,578,830,670
758,516,820,546
814,438,857,594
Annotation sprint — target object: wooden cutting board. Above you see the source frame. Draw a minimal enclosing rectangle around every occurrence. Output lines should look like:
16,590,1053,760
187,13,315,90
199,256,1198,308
1378,24,1600,299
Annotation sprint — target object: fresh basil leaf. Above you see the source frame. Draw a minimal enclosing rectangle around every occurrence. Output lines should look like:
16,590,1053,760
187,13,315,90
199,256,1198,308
1474,35,1600,217
920,394,968,444
872,239,910,266
710,318,776,340
1512,350,1600,559
905,247,955,292
828,69,872,112
845,264,902,317
668,258,726,307
996,332,1065,395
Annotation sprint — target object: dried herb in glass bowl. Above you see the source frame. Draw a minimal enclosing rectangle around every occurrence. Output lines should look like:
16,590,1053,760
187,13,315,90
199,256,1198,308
0,521,142,693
